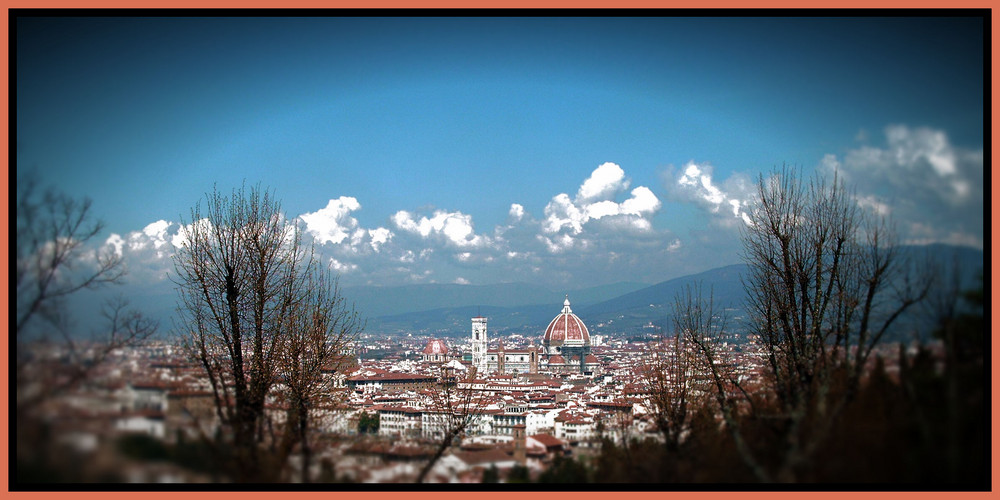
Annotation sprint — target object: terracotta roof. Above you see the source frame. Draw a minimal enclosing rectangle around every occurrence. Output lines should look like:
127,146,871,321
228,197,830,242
454,448,514,466
529,433,566,448
372,404,423,414
348,372,436,382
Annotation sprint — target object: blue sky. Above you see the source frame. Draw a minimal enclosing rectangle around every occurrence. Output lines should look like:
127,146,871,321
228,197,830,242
16,15,985,291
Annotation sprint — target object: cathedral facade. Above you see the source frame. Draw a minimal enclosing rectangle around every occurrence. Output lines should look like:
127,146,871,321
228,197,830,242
470,295,599,377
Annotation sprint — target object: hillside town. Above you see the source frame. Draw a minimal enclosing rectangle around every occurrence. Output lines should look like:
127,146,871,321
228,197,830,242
18,295,924,484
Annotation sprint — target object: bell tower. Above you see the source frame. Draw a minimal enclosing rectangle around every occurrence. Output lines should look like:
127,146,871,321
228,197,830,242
471,316,488,375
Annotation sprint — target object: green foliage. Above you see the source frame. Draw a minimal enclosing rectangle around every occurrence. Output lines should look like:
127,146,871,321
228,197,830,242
506,464,531,483
590,408,756,483
116,433,169,461
537,455,590,483
481,465,499,483
358,411,380,435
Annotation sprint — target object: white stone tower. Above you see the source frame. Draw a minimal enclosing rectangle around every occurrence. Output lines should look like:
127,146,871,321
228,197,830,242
471,316,488,375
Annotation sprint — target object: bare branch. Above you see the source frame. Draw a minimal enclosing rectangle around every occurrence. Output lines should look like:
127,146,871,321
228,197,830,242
16,171,125,336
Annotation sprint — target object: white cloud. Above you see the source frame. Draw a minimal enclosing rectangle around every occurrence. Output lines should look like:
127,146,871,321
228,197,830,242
399,250,416,263
83,162,721,290
329,258,358,273
856,194,891,216
369,227,392,251
299,197,362,245
577,162,628,202
621,186,661,216
886,125,956,176
299,197,394,258
542,193,587,235
392,209,486,248
98,219,189,284
105,233,125,257
141,220,171,247
671,161,753,225
820,125,983,248
171,218,213,249
542,163,662,241
538,233,576,253
585,200,621,220
508,203,525,222
126,220,175,257
825,126,980,207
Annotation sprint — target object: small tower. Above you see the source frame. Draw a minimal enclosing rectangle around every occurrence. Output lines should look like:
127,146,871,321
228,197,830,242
497,338,505,375
529,343,539,373
471,316,488,375
512,424,527,465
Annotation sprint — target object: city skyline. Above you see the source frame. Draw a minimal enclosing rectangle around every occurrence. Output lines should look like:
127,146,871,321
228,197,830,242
16,15,985,292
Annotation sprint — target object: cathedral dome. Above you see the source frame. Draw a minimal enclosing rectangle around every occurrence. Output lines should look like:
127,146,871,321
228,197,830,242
543,296,590,347
423,339,448,355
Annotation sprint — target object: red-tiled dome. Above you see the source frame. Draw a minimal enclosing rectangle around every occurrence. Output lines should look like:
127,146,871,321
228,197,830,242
423,339,448,355
543,296,590,347
548,355,567,365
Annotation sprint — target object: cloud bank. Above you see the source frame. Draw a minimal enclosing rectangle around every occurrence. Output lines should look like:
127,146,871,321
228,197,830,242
97,127,981,298
819,125,983,248
664,125,983,249
100,162,681,289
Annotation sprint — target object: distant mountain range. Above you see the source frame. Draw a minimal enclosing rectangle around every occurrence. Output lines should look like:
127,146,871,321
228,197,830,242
344,281,647,318
56,244,983,344
358,263,751,339
359,244,984,342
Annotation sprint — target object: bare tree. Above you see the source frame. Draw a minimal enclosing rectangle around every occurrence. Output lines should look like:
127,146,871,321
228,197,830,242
273,269,362,482
606,406,636,460
690,166,932,482
16,172,157,408
640,318,706,452
173,183,359,482
18,295,158,411
16,172,157,479
415,365,484,483
16,172,126,337
679,284,771,482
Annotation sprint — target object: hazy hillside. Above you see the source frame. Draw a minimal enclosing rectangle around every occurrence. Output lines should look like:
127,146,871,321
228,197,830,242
345,281,646,319
364,244,984,341
54,244,981,342
361,264,750,339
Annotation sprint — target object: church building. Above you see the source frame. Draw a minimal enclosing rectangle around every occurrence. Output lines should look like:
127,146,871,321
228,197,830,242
470,295,600,377
541,296,601,375
421,338,451,363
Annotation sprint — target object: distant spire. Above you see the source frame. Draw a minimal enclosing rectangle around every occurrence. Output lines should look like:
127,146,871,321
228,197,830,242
563,294,572,313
